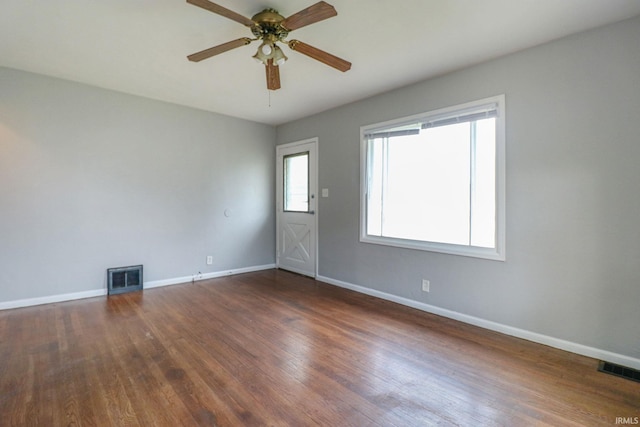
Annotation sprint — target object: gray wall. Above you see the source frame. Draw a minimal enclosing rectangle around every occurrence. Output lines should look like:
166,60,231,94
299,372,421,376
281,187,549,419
0,67,276,303
276,16,640,360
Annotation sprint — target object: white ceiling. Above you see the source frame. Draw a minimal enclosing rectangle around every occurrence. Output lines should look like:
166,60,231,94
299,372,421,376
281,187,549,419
2,1,640,126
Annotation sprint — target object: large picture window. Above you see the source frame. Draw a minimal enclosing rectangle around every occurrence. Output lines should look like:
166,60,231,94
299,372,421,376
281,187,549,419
360,95,505,260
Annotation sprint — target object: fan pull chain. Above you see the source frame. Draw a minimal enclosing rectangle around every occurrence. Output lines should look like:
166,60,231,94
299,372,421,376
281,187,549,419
268,89,271,108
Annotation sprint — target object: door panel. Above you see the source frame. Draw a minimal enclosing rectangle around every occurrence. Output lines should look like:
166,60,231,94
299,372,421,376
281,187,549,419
276,139,317,277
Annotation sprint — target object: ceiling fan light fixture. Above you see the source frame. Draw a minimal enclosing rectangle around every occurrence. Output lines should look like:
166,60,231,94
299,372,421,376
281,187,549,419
272,45,288,66
253,47,269,64
260,41,273,55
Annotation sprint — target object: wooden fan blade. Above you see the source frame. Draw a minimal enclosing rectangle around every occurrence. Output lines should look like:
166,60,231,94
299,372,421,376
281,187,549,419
281,1,337,31
188,37,252,62
288,40,351,72
266,59,281,90
186,0,254,27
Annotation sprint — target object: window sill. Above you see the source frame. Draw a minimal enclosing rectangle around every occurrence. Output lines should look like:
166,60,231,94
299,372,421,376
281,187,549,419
360,234,505,261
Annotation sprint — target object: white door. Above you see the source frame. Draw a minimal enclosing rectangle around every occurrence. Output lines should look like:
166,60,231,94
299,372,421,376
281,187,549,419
276,139,317,277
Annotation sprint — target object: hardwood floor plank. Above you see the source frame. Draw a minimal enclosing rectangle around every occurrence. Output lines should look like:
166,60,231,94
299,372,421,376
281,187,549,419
159,283,381,426
0,269,638,426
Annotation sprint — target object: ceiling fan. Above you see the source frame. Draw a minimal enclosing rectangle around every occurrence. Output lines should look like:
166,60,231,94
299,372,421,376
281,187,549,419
186,0,351,90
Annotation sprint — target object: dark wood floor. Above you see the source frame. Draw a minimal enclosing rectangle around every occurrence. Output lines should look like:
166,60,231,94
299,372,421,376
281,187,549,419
0,269,638,426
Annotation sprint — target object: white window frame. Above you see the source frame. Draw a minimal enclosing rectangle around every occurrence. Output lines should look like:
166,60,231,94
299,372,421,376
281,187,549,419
359,95,506,261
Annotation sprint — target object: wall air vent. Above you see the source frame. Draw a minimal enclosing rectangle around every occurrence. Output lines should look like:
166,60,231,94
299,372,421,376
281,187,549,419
598,361,640,383
107,265,143,295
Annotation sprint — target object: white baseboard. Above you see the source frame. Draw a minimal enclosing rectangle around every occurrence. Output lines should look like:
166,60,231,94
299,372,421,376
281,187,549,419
0,264,276,311
316,274,640,371
0,289,107,311
145,264,276,289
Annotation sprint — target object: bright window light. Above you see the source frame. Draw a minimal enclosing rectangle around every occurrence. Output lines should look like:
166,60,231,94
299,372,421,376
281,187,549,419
360,95,505,260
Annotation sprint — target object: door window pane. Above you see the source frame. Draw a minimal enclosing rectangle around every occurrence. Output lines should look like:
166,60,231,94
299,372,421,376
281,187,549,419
284,152,309,212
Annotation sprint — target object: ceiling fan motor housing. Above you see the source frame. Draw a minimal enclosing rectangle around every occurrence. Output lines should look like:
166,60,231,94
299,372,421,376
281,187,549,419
251,9,290,42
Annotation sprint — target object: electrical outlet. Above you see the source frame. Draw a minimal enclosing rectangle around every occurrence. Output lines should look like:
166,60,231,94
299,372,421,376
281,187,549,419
422,279,430,292
206,256,213,265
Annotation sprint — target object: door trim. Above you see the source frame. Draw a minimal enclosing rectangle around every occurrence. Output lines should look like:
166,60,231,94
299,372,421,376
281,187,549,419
276,138,318,277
